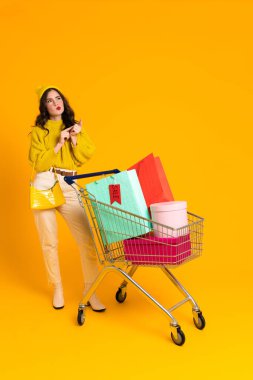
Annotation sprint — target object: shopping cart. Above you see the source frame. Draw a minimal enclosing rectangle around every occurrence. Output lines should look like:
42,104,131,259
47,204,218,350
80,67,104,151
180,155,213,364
64,169,205,346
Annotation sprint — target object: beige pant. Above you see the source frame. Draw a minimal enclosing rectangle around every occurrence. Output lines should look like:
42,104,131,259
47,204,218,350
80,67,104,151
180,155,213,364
33,171,99,286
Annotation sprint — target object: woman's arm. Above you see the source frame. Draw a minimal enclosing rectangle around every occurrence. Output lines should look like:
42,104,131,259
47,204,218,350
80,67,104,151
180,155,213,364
29,128,56,171
29,126,73,171
70,121,96,165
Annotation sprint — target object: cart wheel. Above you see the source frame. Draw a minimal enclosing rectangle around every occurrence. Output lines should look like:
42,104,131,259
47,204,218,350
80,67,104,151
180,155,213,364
115,288,127,303
171,327,185,346
77,309,85,326
193,311,206,330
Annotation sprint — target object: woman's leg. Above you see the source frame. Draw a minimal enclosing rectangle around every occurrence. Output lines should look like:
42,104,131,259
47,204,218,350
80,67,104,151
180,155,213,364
33,208,64,309
57,181,105,311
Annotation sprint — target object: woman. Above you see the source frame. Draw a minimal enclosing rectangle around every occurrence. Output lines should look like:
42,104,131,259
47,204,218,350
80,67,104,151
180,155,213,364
29,85,105,311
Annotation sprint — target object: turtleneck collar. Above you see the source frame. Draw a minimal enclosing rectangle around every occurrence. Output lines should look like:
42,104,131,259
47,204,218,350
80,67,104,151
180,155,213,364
46,119,63,127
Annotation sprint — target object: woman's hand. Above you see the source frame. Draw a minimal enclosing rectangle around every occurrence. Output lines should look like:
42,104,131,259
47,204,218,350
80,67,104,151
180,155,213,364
70,120,82,136
59,127,73,144
54,127,73,153
70,120,82,146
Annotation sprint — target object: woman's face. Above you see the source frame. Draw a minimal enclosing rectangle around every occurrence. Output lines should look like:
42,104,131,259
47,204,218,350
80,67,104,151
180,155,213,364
45,90,64,119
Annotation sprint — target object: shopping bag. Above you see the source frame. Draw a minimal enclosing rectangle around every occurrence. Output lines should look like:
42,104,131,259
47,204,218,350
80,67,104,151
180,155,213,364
86,170,151,244
128,153,174,208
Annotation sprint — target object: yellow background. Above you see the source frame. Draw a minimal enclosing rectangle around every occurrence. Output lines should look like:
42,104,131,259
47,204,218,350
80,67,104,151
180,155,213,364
1,0,252,378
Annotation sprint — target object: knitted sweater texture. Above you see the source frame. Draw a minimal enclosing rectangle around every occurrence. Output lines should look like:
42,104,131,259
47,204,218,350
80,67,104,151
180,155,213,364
29,119,95,172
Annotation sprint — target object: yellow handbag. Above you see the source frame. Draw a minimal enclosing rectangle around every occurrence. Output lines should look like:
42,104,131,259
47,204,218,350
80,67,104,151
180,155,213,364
30,164,65,210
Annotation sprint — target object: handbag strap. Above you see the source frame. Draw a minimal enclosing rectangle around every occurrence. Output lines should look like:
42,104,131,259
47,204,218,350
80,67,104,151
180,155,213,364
30,161,36,183
30,162,58,183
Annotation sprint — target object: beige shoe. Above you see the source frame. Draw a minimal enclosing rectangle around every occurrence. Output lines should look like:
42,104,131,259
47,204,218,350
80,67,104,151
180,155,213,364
83,283,106,312
87,294,106,312
53,283,64,309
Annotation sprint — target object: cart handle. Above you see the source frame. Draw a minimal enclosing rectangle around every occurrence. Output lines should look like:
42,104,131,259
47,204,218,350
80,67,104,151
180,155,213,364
64,169,120,185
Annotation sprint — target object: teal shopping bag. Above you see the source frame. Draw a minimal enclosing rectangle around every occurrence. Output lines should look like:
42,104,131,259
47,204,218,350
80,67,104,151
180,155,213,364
86,170,151,245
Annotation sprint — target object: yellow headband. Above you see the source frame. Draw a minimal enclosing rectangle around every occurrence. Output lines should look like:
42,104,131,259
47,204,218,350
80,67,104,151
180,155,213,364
36,85,62,100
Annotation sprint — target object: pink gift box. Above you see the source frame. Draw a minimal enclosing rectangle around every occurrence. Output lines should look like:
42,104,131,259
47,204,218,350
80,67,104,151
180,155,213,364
123,234,191,265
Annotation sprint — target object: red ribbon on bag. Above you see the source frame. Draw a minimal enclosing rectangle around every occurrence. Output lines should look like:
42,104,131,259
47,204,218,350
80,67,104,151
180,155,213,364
109,184,121,205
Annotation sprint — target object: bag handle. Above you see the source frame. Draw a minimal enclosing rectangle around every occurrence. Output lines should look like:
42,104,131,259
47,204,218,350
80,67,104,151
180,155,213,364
94,174,117,185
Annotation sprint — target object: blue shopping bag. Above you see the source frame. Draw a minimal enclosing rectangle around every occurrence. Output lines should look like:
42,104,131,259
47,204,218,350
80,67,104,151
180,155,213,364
86,170,151,244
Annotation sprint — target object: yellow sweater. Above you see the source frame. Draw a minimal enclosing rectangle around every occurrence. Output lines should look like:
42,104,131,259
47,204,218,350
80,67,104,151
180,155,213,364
29,119,96,172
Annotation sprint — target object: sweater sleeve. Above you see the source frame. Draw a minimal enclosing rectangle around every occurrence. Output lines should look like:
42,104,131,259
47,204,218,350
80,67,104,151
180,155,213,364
71,130,96,165
28,127,57,171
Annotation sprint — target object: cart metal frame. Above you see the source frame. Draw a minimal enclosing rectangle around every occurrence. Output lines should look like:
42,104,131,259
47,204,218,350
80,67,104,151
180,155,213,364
64,170,205,346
